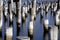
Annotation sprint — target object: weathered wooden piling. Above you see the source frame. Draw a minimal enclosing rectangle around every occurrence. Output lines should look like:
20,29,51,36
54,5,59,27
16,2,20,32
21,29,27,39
44,19,49,30
5,0,14,40
51,2,57,16
28,0,36,40
29,21,34,36
46,3,51,13
22,7,27,21
0,0,3,29
32,0,36,19
6,27,13,40
53,3,58,12
56,10,60,26
0,0,3,40
10,0,13,22
50,26,58,40
4,1,8,18
40,2,44,19
18,0,21,27
43,17,49,40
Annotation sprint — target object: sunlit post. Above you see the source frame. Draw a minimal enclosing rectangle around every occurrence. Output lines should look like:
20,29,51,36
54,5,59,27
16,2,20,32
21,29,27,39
0,0,3,29
28,0,36,40
50,26,58,40
18,0,21,27
6,0,13,40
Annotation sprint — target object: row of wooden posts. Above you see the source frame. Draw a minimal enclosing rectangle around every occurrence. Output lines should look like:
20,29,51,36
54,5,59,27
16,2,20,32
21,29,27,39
0,0,60,40
0,0,36,40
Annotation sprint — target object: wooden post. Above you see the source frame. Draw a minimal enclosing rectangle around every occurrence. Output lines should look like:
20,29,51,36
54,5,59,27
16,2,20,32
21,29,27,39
4,1,9,28
22,6,26,33
22,6,26,22
56,10,60,26
0,0,3,29
43,14,49,40
44,19,49,30
10,0,13,22
46,3,51,16
6,27,13,40
33,0,36,18
54,3,58,12
29,21,34,36
18,0,21,27
40,2,44,19
50,26,58,40
28,0,36,40
0,0,3,40
6,0,14,40
33,0,36,40
4,1,8,18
